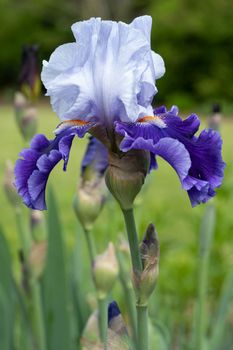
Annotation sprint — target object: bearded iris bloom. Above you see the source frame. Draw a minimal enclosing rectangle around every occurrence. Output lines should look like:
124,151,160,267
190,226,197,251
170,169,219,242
15,16,225,210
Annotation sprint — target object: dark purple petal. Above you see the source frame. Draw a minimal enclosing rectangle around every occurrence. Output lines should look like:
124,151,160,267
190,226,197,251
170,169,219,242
15,123,93,210
27,150,62,210
120,136,191,183
81,136,108,176
108,301,121,324
115,107,225,206
15,149,41,208
182,129,225,206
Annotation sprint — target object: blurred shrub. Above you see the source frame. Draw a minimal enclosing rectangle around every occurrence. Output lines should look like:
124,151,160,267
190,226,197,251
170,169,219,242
0,0,232,107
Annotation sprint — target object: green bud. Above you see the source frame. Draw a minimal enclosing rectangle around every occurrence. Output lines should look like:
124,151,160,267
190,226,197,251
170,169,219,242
14,92,38,141
133,224,160,306
105,149,150,210
14,91,27,110
29,241,47,279
21,107,38,141
93,243,119,299
30,210,45,241
3,160,21,208
73,178,106,230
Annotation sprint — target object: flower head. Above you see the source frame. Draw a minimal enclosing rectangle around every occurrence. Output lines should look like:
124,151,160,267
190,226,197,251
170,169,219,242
14,16,224,210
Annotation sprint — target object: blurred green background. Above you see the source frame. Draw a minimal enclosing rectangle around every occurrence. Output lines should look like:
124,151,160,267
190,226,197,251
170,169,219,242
0,0,233,109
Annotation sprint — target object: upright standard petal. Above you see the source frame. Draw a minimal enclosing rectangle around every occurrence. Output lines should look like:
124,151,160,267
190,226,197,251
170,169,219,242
41,16,165,125
15,122,93,210
115,107,225,206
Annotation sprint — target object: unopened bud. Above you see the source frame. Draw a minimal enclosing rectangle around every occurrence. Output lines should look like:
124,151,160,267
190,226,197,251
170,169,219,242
93,243,119,299
133,224,160,306
21,107,38,141
105,149,150,210
19,45,41,102
30,210,45,241
14,91,27,110
108,301,130,349
29,241,47,279
3,160,21,208
73,179,106,230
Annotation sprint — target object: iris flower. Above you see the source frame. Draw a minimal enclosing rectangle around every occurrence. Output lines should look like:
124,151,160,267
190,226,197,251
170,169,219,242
15,16,225,210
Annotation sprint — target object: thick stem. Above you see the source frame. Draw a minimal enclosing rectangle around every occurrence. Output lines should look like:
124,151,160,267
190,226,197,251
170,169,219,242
84,228,108,347
30,280,46,350
137,306,148,350
98,297,108,350
15,208,30,257
122,208,148,350
122,209,142,273
84,228,96,263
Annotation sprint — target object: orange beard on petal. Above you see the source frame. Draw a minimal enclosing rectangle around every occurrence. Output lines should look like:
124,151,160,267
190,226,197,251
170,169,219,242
54,119,91,134
138,115,161,123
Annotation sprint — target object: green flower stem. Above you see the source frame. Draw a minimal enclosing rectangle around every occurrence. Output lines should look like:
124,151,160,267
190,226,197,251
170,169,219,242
84,228,108,348
117,250,137,346
30,279,46,350
122,208,148,350
97,297,108,350
124,284,137,347
137,306,148,350
84,228,96,263
15,208,30,257
122,209,142,273
196,205,215,350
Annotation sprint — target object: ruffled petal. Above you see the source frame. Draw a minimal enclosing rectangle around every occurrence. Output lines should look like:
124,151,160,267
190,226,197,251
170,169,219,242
115,108,225,206
15,123,93,210
119,135,191,184
42,16,165,124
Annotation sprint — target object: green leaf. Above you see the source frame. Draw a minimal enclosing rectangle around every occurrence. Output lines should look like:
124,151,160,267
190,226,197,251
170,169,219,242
0,226,15,350
195,205,216,350
209,269,233,350
42,189,72,350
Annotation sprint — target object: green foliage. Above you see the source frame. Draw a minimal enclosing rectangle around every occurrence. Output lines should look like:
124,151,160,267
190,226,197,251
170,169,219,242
43,189,72,350
0,0,233,107
150,0,233,106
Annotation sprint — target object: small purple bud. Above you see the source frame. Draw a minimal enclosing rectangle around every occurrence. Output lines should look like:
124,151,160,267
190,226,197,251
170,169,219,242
19,45,41,101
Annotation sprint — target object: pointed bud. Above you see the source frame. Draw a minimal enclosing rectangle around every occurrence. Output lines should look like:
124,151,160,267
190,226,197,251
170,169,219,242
3,160,21,208
21,107,38,141
133,224,160,306
93,243,119,299
73,179,106,231
19,45,41,102
105,149,150,210
30,210,45,241
108,301,130,349
29,241,47,279
14,91,27,110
